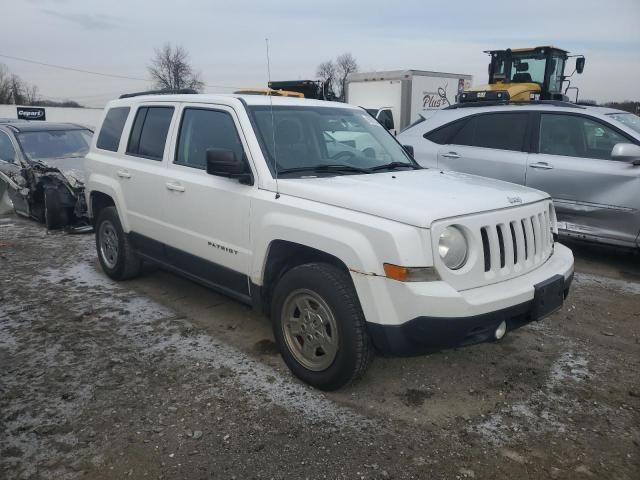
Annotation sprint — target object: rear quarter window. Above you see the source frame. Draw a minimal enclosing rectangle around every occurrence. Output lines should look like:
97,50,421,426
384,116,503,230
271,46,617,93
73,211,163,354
424,119,466,145
96,107,130,152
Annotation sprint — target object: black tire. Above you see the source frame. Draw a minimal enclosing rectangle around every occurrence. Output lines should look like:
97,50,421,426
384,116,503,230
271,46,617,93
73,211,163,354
95,206,141,280
271,262,374,391
43,188,69,230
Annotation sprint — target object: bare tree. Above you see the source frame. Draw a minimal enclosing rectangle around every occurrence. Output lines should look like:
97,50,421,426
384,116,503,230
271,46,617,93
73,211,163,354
9,74,26,105
148,43,205,92
0,64,11,104
335,53,358,101
316,60,336,88
24,84,40,105
0,62,81,107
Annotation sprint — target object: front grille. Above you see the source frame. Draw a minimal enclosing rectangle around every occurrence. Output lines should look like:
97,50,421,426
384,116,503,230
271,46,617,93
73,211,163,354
431,200,555,291
480,210,552,275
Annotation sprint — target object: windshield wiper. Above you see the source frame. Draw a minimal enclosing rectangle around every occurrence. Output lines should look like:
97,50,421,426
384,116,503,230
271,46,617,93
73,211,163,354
276,164,372,175
369,161,420,171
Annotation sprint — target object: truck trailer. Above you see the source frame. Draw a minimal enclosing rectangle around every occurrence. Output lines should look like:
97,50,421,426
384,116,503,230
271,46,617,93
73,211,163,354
345,70,472,133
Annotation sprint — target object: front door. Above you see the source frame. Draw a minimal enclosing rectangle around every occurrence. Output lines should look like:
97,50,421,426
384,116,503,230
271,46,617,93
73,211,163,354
161,104,253,300
436,111,530,185
526,112,640,246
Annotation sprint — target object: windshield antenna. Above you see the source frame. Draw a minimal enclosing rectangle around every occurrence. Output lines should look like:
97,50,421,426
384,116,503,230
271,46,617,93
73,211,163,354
265,37,280,199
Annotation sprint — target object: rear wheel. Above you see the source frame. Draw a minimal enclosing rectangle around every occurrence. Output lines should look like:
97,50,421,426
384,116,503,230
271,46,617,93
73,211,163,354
43,188,69,230
95,206,141,280
271,263,373,390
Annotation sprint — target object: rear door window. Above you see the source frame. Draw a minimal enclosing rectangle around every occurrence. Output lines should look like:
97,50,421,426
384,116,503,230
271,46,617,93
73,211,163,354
127,106,174,160
96,107,130,152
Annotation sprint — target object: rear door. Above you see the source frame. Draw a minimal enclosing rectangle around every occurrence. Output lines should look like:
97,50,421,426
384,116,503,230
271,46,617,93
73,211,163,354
117,103,177,246
526,111,640,246
435,111,530,185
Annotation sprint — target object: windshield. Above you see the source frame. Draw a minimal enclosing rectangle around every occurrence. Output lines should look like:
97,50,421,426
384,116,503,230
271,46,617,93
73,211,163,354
509,53,547,84
607,112,640,134
17,129,93,161
494,52,554,85
247,105,415,177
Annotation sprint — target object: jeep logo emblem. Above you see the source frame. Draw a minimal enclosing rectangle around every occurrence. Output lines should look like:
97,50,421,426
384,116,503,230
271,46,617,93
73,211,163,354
507,196,523,204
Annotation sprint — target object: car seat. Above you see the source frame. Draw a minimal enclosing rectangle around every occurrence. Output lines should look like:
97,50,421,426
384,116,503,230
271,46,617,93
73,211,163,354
275,118,312,169
512,73,533,83
541,119,582,157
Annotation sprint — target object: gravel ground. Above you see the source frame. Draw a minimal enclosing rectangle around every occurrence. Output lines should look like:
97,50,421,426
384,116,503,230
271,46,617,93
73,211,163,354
1,213,639,480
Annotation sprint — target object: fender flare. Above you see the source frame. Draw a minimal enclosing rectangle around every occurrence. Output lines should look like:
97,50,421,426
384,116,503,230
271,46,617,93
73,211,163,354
251,211,380,285
86,173,130,232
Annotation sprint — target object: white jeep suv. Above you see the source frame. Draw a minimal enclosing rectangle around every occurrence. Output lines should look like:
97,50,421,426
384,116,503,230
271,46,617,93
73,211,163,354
84,92,574,390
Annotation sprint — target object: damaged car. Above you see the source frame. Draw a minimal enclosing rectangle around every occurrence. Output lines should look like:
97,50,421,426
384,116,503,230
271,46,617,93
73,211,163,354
0,121,93,231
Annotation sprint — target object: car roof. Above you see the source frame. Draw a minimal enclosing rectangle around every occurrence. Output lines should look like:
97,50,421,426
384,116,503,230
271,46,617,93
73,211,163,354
398,102,640,140
414,103,633,126
6,121,89,133
0,118,28,124
107,93,358,110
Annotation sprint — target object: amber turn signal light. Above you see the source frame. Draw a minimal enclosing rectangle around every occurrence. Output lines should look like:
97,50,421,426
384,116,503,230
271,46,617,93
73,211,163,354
383,263,440,282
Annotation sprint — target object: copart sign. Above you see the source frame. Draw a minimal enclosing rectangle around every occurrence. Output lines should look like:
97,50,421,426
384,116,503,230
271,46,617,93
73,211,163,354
17,107,46,121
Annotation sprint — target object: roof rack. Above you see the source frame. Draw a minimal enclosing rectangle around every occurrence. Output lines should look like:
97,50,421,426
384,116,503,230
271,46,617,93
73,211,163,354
119,88,198,99
444,100,585,110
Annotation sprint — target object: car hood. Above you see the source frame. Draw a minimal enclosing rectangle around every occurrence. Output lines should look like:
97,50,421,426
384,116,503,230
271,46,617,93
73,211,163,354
36,156,86,187
276,169,549,228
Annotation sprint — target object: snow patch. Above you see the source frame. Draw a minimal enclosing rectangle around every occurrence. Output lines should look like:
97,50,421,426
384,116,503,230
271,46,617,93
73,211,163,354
35,261,372,430
574,272,640,295
473,347,590,445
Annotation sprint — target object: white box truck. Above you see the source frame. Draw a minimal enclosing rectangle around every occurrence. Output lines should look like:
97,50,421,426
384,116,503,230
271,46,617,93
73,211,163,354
345,70,473,134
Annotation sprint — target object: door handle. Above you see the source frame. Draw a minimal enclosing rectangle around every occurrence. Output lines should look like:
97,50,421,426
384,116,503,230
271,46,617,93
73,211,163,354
441,152,460,159
165,182,185,192
529,162,554,170
116,169,131,179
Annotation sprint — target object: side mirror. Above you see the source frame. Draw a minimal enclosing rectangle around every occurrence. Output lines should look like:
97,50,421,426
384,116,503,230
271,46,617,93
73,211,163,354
611,143,640,165
206,148,253,184
403,145,414,158
576,57,585,74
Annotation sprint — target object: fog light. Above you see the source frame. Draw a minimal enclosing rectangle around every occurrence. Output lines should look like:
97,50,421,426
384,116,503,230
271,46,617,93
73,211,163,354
495,321,507,340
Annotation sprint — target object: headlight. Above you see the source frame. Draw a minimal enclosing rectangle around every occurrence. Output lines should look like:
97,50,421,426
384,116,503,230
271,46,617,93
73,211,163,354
438,226,468,270
549,203,558,243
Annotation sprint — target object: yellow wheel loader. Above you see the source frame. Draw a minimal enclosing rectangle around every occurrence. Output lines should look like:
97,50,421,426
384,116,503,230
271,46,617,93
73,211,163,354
460,46,585,104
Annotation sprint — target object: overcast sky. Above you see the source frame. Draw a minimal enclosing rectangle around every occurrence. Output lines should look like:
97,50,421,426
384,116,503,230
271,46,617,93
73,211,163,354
2,0,639,107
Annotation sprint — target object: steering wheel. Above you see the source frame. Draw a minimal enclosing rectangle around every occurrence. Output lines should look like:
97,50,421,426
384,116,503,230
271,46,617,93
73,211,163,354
331,150,357,163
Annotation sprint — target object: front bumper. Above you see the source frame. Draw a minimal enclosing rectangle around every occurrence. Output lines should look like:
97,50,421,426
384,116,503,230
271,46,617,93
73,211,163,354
368,272,572,355
351,243,574,356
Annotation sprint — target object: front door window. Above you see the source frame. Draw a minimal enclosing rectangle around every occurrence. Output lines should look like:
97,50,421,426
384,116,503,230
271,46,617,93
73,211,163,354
539,114,631,160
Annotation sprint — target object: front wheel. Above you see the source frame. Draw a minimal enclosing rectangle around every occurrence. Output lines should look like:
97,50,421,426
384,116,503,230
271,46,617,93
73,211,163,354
271,263,373,390
43,188,69,230
95,206,141,280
